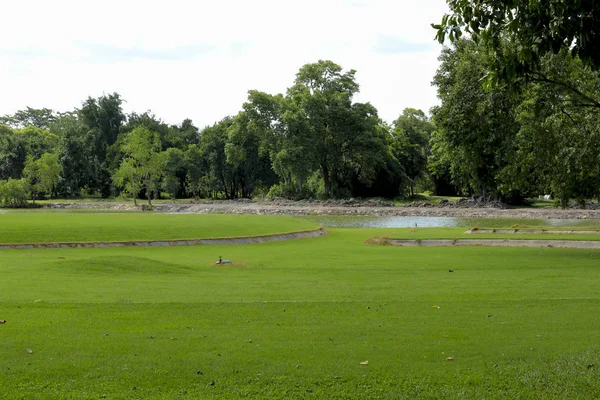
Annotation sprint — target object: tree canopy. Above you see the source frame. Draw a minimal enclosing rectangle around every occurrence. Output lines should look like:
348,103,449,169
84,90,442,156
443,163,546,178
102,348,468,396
435,1,600,99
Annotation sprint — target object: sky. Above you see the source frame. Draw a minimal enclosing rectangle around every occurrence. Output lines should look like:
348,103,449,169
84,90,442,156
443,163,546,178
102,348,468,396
0,0,449,128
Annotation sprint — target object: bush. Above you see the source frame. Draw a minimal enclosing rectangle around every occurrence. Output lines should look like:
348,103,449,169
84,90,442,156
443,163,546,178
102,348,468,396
266,183,315,200
0,179,29,207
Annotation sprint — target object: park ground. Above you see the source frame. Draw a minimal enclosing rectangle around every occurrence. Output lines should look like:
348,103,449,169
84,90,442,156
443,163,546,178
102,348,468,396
1,214,600,399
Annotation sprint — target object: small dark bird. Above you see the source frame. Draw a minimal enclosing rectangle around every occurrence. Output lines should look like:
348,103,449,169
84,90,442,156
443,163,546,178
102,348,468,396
449,270,454,272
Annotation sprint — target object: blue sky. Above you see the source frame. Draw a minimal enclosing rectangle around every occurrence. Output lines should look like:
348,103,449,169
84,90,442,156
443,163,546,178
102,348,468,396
0,0,448,127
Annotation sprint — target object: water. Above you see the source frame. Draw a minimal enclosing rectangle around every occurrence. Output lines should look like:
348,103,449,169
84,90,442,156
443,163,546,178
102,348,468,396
301,215,600,229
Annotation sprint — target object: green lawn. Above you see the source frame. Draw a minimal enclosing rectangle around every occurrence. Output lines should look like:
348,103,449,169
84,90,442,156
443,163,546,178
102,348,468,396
385,227,600,241
2,226,600,398
0,214,319,244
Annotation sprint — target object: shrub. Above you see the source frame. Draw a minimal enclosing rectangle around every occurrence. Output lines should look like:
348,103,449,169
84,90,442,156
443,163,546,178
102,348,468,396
266,183,316,200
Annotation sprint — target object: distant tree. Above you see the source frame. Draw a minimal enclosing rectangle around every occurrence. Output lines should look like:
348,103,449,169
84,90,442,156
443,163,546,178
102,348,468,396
243,91,315,196
184,144,206,198
0,178,28,207
390,108,434,196
226,112,277,198
198,118,237,199
116,126,164,205
23,153,61,202
161,147,186,199
51,114,99,196
79,93,126,160
0,107,57,129
287,60,387,197
113,158,142,205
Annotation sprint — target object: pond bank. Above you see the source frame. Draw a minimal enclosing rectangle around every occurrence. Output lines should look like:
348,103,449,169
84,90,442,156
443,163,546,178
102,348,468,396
43,201,600,220
0,228,327,250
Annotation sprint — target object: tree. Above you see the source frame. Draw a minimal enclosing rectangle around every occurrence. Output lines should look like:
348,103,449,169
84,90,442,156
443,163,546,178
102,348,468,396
431,39,521,199
184,144,206,198
23,153,61,202
0,107,57,129
500,54,600,206
113,158,142,205
435,1,600,111
390,108,434,196
79,93,126,160
51,114,99,197
116,126,164,205
198,118,237,199
161,147,186,199
287,60,387,197
243,91,316,196
435,1,600,72
0,178,28,207
226,112,277,198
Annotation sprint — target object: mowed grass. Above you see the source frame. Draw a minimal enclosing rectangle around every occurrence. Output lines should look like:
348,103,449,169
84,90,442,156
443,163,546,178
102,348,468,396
0,213,319,244
2,227,600,398
385,227,600,241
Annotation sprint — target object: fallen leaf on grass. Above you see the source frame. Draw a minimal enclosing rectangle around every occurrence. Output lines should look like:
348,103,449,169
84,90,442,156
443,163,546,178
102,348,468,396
446,356,454,361
27,349,33,354
34,300,43,303
360,360,369,365
432,306,440,309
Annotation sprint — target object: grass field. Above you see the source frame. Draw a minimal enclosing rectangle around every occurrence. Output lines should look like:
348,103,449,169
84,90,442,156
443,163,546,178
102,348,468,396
385,227,600,241
0,213,319,244
2,218,600,399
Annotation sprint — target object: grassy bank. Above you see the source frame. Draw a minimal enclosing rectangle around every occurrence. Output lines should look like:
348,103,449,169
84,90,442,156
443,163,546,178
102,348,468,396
0,214,319,244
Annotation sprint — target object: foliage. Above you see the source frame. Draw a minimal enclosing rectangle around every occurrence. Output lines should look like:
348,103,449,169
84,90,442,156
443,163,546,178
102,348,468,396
0,107,57,129
114,126,165,205
161,147,186,199
22,153,61,202
0,178,28,207
431,39,522,199
390,108,434,196
287,60,387,197
435,0,600,88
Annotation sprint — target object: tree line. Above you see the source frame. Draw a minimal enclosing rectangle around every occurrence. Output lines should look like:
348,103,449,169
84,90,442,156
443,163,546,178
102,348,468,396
2,0,600,208
0,61,434,207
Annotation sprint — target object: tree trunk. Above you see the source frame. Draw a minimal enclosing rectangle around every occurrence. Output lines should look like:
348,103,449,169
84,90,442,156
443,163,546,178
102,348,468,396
322,163,330,197
133,190,137,206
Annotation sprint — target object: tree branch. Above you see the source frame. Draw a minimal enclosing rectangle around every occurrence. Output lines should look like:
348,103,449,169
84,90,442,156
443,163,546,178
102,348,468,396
528,71,600,108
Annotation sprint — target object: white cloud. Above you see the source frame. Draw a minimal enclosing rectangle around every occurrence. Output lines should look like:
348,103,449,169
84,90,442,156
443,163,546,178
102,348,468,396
0,0,448,127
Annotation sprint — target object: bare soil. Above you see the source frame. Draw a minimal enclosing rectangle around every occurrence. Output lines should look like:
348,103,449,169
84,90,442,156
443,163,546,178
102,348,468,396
45,199,600,220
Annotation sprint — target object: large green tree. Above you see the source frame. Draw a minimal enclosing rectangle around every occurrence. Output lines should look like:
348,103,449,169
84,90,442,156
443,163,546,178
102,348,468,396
435,1,600,72
431,39,522,199
287,60,387,197
435,1,600,111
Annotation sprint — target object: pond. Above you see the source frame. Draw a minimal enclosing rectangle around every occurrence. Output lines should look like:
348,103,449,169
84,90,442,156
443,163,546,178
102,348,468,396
301,215,600,229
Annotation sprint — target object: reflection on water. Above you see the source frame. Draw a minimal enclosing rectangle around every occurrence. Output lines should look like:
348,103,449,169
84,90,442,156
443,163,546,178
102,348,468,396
302,215,600,229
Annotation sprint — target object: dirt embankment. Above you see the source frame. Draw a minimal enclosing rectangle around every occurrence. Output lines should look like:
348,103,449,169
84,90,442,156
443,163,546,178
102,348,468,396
0,228,327,250
45,199,600,220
